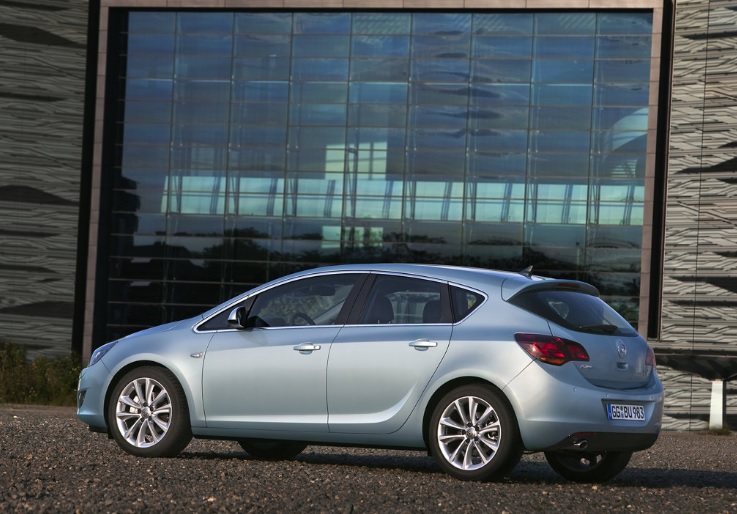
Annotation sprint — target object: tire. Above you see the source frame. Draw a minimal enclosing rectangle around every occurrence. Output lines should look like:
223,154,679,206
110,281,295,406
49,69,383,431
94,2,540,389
429,384,522,482
108,366,192,458
544,450,632,483
238,439,307,460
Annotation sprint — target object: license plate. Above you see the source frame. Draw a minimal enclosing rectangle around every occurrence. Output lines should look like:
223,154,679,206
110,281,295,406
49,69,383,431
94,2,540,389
607,403,645,421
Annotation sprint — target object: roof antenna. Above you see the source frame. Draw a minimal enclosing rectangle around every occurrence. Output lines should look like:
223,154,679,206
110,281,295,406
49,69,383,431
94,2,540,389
519,265,533,278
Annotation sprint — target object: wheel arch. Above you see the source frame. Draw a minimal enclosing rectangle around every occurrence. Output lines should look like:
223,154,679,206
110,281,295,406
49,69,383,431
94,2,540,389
421,377,518,450
103,360,186,434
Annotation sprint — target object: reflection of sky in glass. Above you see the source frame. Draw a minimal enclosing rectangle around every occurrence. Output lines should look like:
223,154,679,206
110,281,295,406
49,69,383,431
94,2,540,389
107,11,655,337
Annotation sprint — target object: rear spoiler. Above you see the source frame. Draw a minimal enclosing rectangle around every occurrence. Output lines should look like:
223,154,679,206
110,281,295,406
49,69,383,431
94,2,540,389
501,278,600,301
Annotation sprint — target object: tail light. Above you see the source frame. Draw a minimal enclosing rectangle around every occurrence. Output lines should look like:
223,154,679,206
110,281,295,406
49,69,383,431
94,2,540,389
646,346,656,367
515,333,590,366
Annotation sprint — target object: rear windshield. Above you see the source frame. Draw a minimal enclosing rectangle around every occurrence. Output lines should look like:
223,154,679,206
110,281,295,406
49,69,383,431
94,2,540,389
509,289,638,337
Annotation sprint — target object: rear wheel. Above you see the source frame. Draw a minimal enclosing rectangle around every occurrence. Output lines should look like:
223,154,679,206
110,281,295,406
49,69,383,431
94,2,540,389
544,450,632,482
108,366,192,457
238,439,307,460
429,384,522,481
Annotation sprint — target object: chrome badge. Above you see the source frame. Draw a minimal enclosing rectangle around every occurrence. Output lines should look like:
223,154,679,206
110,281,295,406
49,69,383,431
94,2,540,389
616,340,627,359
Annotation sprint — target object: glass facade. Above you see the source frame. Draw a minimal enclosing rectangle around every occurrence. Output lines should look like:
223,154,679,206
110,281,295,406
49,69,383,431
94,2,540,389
102,10,653,342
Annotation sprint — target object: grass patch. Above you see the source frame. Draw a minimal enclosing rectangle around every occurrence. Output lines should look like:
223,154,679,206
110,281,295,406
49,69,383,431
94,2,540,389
0,341,82,406
705,427,733,436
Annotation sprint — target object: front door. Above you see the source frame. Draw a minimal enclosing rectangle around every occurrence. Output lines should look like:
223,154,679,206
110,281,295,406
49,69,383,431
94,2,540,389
202,325,339,433
201,272,363,434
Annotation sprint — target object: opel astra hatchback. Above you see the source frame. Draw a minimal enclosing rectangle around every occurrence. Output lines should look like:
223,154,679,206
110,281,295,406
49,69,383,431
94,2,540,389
77,264,663,482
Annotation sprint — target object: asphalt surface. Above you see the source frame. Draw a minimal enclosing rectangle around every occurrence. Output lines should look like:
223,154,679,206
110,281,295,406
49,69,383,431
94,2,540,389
1,405,736,513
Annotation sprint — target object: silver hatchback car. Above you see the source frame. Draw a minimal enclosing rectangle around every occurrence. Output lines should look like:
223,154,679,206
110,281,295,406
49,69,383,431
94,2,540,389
77,264,663,482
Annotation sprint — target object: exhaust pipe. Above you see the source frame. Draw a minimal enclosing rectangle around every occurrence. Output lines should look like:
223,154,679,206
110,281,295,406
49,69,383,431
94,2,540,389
572,439,588,450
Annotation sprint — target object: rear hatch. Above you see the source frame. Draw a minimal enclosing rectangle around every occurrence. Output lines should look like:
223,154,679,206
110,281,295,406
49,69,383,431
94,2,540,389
506,279,653,389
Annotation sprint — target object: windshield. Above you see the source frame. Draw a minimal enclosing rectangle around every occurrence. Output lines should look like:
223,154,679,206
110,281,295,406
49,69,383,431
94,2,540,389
509,289,638,337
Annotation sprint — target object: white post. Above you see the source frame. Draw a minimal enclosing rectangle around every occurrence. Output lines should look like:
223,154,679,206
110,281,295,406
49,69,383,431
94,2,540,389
708,379,726,431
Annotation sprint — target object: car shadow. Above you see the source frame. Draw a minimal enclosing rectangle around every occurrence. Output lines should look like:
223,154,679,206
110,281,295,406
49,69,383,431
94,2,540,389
180,449,737,489
181,447,441,475
511,459,737,488
297,450,441,475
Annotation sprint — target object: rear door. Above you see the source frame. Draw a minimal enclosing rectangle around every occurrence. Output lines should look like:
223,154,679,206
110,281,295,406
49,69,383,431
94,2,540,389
326,273,452,434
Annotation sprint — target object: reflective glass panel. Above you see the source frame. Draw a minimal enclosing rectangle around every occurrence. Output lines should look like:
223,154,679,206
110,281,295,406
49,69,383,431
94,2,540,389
126,55,174,79
472,60,532,83
128,12,175,34
234,35,291,58
294,13,350,34
474,14,533,35
177,34,232,55
352,13,411,35
128,35,175,55
293,35,350,58
104,10,656,341
534,36,595,59
175,80,230,102
235,13,292,34
178,13,233,34
472,37,532,58
352,36,410,57
536,13,595,35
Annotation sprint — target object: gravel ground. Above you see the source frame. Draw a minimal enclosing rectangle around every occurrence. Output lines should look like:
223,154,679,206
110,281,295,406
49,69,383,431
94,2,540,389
1,404,736,513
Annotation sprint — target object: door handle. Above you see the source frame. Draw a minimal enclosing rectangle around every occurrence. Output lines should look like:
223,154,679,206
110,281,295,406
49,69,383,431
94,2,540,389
294,342,321,354
409,339,438,350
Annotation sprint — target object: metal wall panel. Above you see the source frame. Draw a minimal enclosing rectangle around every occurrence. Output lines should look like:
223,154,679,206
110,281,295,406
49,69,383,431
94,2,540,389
0,0,88,357
660,0,737,429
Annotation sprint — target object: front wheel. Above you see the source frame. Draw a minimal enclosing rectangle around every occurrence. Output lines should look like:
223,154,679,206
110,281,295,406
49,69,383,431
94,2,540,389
544,450,632,482
429,384,522,482
108,366,192,457
238,439,308,460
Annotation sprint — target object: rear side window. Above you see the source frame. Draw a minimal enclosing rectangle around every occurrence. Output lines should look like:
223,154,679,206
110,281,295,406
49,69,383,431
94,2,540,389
509,289,637,336
358,275,444,325
450,286,484,322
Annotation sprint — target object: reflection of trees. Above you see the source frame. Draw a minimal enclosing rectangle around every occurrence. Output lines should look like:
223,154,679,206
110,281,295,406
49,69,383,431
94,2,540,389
110,227,641,332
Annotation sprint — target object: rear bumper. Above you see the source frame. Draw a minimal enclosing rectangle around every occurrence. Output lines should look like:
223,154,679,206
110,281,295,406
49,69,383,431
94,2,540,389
543,431,659,453
504,361,664,452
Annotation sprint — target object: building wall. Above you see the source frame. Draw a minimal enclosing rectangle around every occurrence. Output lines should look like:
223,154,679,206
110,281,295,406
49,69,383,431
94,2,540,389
5,0,736,430
660,0,737,429
0,0,89,358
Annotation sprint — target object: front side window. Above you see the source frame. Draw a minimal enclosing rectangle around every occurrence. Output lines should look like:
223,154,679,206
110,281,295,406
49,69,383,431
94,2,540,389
248,273,361,327
359,275,444,325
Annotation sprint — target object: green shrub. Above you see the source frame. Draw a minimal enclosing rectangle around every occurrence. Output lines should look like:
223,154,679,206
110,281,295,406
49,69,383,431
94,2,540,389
0,341,82,406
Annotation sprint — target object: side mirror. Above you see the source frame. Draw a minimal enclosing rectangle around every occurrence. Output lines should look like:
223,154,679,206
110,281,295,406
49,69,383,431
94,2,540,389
227,306,247,329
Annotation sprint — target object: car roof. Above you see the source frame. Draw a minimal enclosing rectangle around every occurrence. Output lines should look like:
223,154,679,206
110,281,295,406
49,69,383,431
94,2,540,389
290,264,599,299
286,263,535,289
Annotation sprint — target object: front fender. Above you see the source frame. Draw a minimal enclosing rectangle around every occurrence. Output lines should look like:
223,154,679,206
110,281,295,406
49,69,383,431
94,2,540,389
100,328,214,429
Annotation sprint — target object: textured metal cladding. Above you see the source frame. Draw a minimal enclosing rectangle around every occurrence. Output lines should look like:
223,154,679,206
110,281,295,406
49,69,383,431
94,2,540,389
660,0,737,428
0,23,86,48
0,0,87,358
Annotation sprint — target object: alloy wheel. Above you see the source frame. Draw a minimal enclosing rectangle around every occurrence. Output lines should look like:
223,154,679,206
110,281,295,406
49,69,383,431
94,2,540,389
436,395,502,471
114,377,172,448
